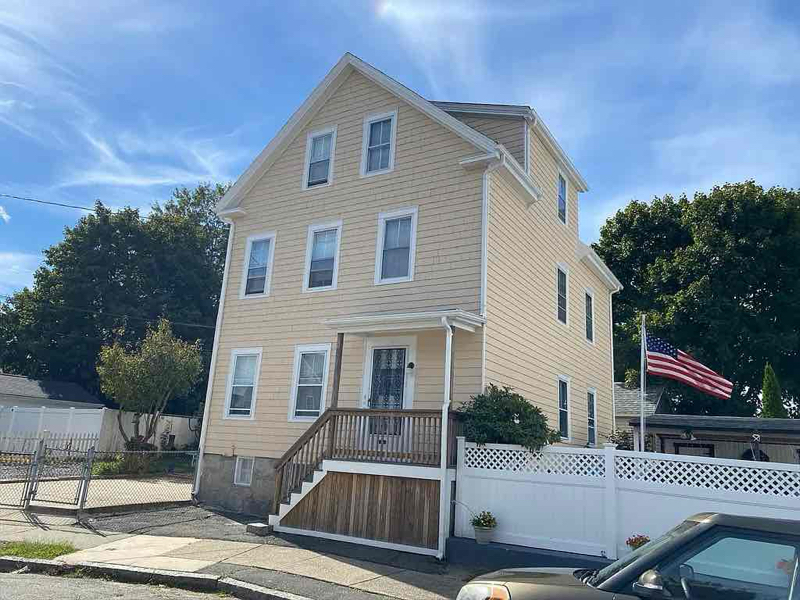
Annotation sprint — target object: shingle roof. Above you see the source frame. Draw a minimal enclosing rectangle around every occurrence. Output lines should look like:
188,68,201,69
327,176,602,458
0,373,102,406
631,414,800,434
614,383,665,417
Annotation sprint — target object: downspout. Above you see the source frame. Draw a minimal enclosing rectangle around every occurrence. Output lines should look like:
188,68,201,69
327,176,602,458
609,288,619,431
480,157,501,391
437,316,454,560
193,220,235,496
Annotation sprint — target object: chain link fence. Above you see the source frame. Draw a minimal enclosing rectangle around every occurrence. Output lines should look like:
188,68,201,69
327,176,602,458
85,450,197,510
0,440,197,511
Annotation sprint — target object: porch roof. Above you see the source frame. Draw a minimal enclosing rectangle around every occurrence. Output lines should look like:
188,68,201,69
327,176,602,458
324,309,485,334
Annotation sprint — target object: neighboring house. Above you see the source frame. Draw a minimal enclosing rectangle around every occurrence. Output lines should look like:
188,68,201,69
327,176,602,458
195,53,621,557
613,382,667,433
0,373,103,410
632,415,800,464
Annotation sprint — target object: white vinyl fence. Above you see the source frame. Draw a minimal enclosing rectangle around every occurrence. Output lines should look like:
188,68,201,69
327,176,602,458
455,438,800,559
0,406,196,452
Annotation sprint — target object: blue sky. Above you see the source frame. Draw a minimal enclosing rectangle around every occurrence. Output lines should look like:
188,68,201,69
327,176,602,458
2,0,799,296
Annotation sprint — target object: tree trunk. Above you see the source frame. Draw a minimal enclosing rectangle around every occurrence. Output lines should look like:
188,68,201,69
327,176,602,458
116,410,130,443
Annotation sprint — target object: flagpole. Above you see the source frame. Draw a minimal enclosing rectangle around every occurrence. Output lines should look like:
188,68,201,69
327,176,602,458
640,313,646,452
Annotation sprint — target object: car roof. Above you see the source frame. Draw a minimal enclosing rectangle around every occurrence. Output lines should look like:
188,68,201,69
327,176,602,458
687,512,800,535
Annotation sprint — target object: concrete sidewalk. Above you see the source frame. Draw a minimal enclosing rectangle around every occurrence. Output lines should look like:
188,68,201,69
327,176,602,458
0,509,467,600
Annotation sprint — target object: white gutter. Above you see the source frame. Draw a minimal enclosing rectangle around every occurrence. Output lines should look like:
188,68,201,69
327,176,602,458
437,316,454,560
193,221,234,496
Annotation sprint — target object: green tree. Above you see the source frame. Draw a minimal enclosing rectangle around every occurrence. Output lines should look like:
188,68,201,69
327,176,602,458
97,319,203,447
456,384,561,451
595,182,800,416
0,183,229,413
761,363,787,418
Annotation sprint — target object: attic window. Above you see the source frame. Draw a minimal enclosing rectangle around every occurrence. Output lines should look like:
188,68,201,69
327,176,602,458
361,110,397,177
303,127,336,189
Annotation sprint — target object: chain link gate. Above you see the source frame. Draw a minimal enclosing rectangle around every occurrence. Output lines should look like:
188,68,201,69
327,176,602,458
0,444,37,508
24,440,94,509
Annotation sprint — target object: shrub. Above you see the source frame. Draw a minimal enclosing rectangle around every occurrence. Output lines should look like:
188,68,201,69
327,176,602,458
456,384,560,451
91,455,125,477
761,363,787,418
470,511,497,529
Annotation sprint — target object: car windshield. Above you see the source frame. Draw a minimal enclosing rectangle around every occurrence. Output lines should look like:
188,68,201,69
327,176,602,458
590,520,699,585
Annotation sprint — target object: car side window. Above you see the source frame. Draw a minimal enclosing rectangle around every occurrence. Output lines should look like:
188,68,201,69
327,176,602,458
660,533,797,600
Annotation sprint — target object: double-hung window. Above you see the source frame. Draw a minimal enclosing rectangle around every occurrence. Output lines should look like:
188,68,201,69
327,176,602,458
290,344,331,421
556,265,568,324
303,127,336,189
241,233,276,298
558,377,570,440
585,291,594,342
225,349,262,419
375,207,417,284
303,221,342,292
557,174,567,224
587,389,596,445
361,110,396,176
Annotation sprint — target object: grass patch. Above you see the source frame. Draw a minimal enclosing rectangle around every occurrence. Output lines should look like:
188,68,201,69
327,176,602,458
0,540,77,559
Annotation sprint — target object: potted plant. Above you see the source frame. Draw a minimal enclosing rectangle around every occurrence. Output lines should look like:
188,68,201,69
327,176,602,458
626,534,650,551
471,511,497,545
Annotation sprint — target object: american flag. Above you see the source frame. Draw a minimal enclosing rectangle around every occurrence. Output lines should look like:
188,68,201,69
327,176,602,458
646,335,733,399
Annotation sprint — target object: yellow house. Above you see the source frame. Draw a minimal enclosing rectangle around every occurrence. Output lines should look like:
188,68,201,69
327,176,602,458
195,53,621,558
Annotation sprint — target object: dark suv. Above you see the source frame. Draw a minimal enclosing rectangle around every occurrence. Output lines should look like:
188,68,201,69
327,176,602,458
456,513,800,600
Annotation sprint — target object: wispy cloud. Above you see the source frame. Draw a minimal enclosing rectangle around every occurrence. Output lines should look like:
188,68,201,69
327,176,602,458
0,205,9,223
0,1,245,208
0,251,40,295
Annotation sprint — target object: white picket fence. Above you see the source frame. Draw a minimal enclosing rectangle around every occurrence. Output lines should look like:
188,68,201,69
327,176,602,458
0,431,99,453
454,438,800,559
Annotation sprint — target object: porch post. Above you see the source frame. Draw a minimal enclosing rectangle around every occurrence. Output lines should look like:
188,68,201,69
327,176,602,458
330,332,344,408
438,318,454,559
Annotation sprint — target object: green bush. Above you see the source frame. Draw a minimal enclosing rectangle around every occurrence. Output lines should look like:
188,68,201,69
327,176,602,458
761,363,787,418
91,455,125,477
456,384,560,451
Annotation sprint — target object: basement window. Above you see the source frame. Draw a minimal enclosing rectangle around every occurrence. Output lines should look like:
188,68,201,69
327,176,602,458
234,456,254,487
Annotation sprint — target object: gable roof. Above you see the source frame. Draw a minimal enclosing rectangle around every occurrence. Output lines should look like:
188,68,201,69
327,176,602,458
614,382,666,418
0,373,102,407
216,53,503,215
431,101,589,193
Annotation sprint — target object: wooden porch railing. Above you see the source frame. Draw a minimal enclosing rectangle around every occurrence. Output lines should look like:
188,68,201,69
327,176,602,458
272,408,445,513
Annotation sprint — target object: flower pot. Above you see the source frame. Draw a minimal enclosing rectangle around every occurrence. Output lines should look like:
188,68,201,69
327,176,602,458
473,526,495,545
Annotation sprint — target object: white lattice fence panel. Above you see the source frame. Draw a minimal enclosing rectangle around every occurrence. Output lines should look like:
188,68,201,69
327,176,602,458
615,455,800,498
463,444,605,478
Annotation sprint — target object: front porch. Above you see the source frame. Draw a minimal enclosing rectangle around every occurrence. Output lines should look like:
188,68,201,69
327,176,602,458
268,309,481,557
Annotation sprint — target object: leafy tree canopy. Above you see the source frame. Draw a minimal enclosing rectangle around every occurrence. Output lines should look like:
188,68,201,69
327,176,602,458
0,183,229,414
594,181,800,416
98,319,203,446
456,384,561,451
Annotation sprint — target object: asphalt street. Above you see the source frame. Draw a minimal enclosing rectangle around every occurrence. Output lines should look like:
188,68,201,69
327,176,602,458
0,573,219,599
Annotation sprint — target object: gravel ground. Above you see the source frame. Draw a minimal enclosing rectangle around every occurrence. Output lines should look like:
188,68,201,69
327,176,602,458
0,573,221,599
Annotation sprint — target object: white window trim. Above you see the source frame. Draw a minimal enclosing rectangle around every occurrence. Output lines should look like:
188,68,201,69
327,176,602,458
223,347,263,421
302,220,343,293
585,287,595,345
557,171,568,226
360,335,417,409
558,375,571,442
233,456,254,487
587,387,598,447
301,126,337,191
374,206,418,285
239,231,277,299
360,109,398,178
556,263,569,327
288,343,332,423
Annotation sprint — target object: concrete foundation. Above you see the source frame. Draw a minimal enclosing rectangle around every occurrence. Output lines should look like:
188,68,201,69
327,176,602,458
197,454,277,516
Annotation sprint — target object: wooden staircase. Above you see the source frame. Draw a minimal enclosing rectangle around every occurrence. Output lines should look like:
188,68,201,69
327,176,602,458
269,407,453,524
